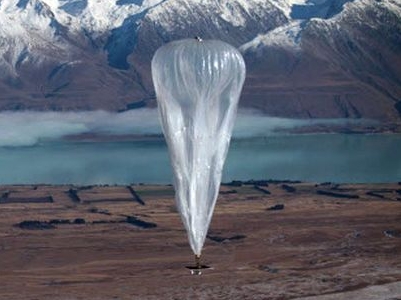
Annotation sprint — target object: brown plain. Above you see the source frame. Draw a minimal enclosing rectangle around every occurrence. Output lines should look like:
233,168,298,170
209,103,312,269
1,182,401,299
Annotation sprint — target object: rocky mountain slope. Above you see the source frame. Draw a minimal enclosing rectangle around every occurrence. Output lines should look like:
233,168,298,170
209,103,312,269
0,0,400,122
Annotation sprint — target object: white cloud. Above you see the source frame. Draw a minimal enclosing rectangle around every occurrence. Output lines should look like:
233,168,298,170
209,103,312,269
0,109,376,147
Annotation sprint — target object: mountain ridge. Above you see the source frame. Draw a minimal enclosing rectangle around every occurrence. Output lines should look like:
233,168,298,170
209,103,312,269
0,0,400,123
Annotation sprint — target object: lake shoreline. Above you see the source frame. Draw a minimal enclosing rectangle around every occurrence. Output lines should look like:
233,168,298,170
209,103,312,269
60,122,401,143
1,178,400,189
285,122,401,134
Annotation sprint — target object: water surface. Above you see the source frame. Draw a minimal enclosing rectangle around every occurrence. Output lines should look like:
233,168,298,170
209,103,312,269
0,134,400,184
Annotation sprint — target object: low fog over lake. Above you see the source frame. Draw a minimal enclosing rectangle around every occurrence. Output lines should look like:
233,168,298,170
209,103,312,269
0,109,399,184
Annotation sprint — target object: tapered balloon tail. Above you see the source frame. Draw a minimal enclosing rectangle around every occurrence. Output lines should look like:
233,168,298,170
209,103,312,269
186,254,210,275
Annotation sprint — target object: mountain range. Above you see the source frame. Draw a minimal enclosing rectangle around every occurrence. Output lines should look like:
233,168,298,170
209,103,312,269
0,0,400,123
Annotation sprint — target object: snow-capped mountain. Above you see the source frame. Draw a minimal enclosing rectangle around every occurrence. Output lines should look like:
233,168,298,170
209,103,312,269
0,0,400,121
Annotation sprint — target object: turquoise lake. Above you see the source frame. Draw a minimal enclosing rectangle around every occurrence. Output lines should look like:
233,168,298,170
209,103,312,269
0,133,400,185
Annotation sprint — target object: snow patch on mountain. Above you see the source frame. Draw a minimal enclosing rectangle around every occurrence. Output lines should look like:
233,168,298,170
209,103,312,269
146,0,285,31
269,0,307,18
0,0,72,76
240,20,303,52
219,1,248,27
216,0,283,26
240,0,367,55
386,0,401,18
0,0,58,38
36,0,167,37
305,0,401,35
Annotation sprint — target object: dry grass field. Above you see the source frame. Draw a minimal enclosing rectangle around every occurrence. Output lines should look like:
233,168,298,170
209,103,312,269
1,182,401,299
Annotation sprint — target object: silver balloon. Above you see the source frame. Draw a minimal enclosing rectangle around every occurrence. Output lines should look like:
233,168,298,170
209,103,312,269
151,38,246,256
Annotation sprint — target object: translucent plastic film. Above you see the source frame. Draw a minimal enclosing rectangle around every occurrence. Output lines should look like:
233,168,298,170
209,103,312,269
151,39,246,255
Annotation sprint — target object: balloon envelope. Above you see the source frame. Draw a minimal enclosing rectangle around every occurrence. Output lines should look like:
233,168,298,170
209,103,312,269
151,39,246,256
